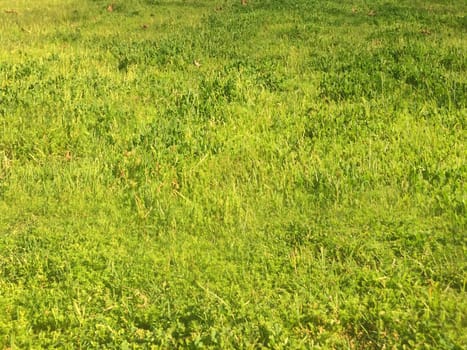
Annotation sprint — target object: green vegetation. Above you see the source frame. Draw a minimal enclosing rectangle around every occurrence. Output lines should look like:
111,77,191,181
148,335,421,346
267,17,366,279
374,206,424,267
0,0,466,348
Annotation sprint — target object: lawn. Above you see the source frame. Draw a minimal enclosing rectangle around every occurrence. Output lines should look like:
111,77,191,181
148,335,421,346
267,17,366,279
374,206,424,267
0,0,466,348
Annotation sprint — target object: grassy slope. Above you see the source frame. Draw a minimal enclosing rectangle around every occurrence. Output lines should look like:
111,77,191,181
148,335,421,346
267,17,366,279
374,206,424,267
0,0,466,348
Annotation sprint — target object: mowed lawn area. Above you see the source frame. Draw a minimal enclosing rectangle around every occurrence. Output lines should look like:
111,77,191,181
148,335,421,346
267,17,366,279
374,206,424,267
0,0,465,348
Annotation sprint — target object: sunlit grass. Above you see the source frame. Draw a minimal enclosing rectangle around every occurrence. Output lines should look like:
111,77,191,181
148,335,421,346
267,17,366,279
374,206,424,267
0,0,466,348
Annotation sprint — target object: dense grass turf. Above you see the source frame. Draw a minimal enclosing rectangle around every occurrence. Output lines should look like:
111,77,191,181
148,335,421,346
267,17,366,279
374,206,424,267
0,0,466,348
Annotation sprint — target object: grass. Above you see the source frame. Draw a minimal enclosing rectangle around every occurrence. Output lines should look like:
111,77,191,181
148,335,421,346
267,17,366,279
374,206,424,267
0,0,466,348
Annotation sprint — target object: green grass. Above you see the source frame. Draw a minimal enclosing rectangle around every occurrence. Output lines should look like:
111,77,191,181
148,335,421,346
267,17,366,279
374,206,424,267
0,0,466,348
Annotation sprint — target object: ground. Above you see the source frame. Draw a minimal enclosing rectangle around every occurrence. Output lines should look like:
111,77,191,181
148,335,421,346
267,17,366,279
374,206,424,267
0,0,466,348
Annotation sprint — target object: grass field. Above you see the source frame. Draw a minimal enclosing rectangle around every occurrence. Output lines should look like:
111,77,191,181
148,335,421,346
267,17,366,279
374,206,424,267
0,0,466,348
